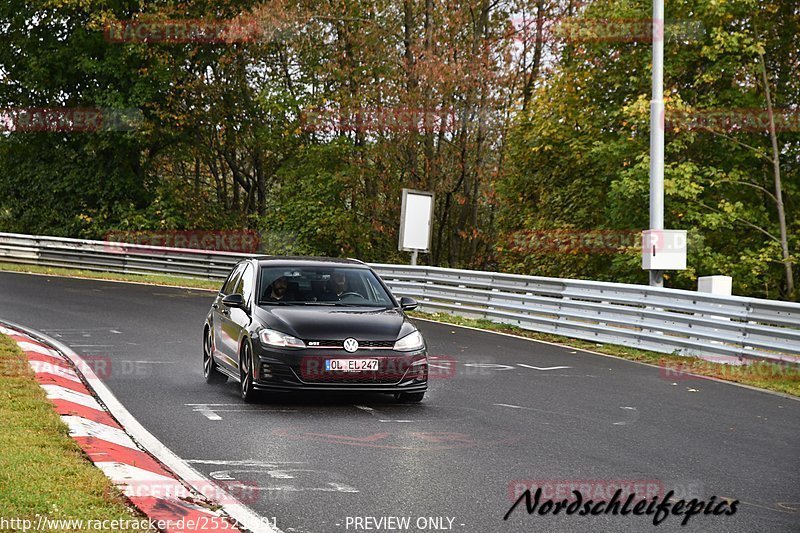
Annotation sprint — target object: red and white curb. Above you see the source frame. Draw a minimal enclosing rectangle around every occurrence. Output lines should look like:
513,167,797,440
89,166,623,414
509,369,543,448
1,321,276,533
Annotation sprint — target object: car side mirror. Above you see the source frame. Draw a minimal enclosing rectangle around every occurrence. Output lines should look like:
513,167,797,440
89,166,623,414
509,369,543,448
399,296,418,311
222,293,246,309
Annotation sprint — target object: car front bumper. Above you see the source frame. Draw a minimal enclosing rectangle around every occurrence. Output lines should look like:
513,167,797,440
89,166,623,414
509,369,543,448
252,344,428,393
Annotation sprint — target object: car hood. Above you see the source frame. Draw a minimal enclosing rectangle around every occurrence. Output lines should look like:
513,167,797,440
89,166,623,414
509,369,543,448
254,306,415,341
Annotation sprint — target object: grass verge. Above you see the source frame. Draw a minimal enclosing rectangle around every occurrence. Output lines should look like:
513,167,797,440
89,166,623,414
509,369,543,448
2,261,796,397
0,334,157,528
0,261,219,290
409,311,800,398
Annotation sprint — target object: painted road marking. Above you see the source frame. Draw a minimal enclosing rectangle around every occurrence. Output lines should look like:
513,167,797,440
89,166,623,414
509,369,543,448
197,461,359,494
69,344,115,347
613,406,639,426
29,360,82,381
187,403,297,420
211,472,358,493
188,459,306,467
495,403,640,426
61,415,139,450
41,384,104,410
94,461,178,492
255,483,358,493
516,364,572,370
494,403,525,409
120,360,175,364
17,340,58,356
198,406,223,421
462,362,573,371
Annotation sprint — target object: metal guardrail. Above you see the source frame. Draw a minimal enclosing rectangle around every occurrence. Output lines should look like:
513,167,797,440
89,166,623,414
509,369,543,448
1,232,799,364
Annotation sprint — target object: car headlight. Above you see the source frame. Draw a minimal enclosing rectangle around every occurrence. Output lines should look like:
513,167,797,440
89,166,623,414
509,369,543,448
393,330,425,352
259,328,305,349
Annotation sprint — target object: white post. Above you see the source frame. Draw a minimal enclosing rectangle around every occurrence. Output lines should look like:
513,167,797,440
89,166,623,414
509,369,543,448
698,276,732,296
649,0,665,287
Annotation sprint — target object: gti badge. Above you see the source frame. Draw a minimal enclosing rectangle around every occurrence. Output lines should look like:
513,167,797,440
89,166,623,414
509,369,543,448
343,338,359,353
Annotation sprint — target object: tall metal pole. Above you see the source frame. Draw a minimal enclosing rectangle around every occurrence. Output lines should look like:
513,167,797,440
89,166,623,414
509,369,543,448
649,0,665,287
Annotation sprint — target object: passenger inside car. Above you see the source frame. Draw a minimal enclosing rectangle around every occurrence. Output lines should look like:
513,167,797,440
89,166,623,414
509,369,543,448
263,276,296,301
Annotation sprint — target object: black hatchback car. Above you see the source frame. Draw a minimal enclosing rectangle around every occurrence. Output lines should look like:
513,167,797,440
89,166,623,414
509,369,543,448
203,257,428,402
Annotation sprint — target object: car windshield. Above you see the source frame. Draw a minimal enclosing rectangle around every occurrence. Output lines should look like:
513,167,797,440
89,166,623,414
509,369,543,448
258,266,395,307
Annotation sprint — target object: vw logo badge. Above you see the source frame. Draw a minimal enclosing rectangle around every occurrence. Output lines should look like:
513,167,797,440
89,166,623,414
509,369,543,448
343,338,359,353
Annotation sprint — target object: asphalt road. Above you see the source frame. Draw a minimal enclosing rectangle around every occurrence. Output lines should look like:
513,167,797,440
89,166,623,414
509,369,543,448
1,271,798,533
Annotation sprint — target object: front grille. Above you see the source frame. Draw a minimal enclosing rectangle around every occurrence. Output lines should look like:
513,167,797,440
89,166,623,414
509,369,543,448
304,339,395,349
297,369,406,384
305,340,342,348
359,340,395,348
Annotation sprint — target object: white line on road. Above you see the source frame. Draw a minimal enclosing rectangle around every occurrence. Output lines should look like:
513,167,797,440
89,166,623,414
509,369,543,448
494,403,525,409
188,460,306,467
517,363,572,370
119,360,175,364
613,406,639,426
187,403,297,420
69,344,115,347
186,403,253,406
205,409,298,413
197,407,222,421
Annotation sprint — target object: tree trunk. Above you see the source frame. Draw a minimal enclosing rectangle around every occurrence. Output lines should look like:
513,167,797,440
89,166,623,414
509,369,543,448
759,51,794,298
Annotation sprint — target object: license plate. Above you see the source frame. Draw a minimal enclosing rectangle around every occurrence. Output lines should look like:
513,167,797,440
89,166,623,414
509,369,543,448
325,359,379,372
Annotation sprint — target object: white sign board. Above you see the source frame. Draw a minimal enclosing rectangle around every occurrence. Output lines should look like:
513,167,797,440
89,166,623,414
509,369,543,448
399,189,434,252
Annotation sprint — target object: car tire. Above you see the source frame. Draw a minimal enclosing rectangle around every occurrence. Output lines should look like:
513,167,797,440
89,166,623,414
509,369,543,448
395,391,425,403
240,341,258,403
203,330,227,384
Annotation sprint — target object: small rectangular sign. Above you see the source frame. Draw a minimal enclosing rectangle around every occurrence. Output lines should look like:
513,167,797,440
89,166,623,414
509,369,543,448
399,189,434,252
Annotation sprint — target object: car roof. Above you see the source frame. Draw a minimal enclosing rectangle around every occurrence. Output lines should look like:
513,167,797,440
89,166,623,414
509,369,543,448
252,256,369,269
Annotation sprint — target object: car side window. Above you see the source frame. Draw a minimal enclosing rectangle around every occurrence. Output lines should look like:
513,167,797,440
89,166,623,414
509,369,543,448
240,264,255,303
221,264,244,295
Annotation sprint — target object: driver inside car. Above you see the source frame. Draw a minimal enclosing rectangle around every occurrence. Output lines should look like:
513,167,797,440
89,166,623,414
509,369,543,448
320,270,355,301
